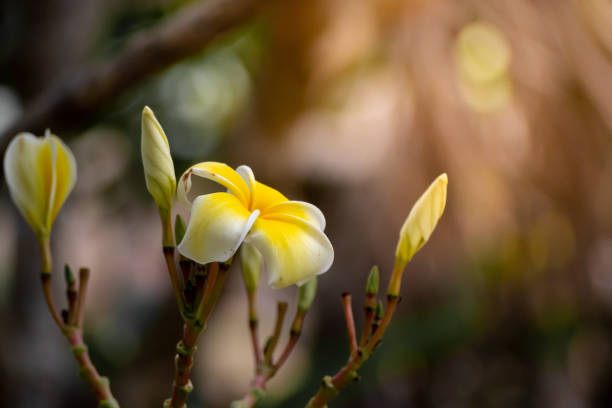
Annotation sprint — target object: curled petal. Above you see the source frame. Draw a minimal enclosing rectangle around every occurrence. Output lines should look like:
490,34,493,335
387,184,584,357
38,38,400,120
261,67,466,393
178,192,258,264
236,164,288,211
4,132,76,237
177,161,250,207
261,201,326,230
246,214,334,289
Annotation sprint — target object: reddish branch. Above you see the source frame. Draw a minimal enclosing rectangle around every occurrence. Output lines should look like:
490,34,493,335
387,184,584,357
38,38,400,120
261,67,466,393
39,240,119,407
0,0,260,179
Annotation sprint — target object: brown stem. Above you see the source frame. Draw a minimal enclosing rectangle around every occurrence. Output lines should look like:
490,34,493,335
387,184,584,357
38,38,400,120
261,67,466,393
305,281,403,408
75,267,90,328
196,262,230,326
365,295,399,354
166,324,200,408
195,262,218,320
234,306,309,407
165,262,230,408
359,293,376,348
66,281,78,326
232,372,267,408
247,291,262,368
41,274,64,329
164,247,186,317
38,239,119,406
264,302,288,365
274,309,305,371
178,257,194,286
341,293,358,355
189,263,208,313
66,328,119,407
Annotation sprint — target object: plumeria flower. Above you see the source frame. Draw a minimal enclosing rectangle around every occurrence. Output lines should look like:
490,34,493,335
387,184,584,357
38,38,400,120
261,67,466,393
177,162,334,288
3,130,77,239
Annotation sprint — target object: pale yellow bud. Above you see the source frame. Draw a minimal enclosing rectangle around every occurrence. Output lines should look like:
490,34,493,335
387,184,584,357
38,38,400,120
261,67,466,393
395,173,448,267
141,106,176,213
240,242,262,293
3,131,77,238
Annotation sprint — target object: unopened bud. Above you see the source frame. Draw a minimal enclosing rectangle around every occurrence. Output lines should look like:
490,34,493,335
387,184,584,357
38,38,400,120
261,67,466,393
395,173,447,268
240,242,262,293
64,264,76,285
298,277,317,311
365,265,379,296
141,106,176,214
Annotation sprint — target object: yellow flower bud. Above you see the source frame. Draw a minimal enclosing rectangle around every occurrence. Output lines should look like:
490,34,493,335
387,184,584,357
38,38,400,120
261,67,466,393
395,173,448,268
141,106,176,214
3,131,77,238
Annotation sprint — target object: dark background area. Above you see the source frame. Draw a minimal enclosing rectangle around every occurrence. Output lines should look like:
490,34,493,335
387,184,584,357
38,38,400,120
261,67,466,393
2,0,612,407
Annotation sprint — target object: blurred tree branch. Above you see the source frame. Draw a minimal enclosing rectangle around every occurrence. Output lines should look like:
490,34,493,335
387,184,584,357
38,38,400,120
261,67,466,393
0,0,259,176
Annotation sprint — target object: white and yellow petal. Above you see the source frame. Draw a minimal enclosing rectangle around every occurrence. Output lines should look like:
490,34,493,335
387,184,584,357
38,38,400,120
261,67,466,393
261,201,326,230
245,214,334,289
395,173,448,267
4,131,76,237
236,164,289,211
178,161,250,207
178,192,259,264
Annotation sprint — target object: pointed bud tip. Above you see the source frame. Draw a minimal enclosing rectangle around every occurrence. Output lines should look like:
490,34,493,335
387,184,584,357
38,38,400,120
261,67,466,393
142,105,154,117
64,264,76,284
366,265,380,295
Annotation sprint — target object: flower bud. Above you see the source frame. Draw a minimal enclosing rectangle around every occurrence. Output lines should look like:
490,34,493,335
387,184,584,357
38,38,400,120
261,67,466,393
395,173,448,268
365,265,379,296
3,131,77,239
375,300,384,321
298,277,317,312
240,242,262,293
141,106,176,214
64,264,76,285
174,214,187,244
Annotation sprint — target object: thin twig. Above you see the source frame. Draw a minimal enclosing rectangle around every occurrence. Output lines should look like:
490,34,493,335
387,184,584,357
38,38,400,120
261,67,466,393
247,291,262,368
234,302,310,407
305,262,406,408
264,302,288,365
163,247,186,317
166,262,231,408
274,309,306,371
359,292,376,347
75,267,90,328
41,274,64,329
195,262,219,322
197,262,231,325
66,327,119,406
341,293,358,355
